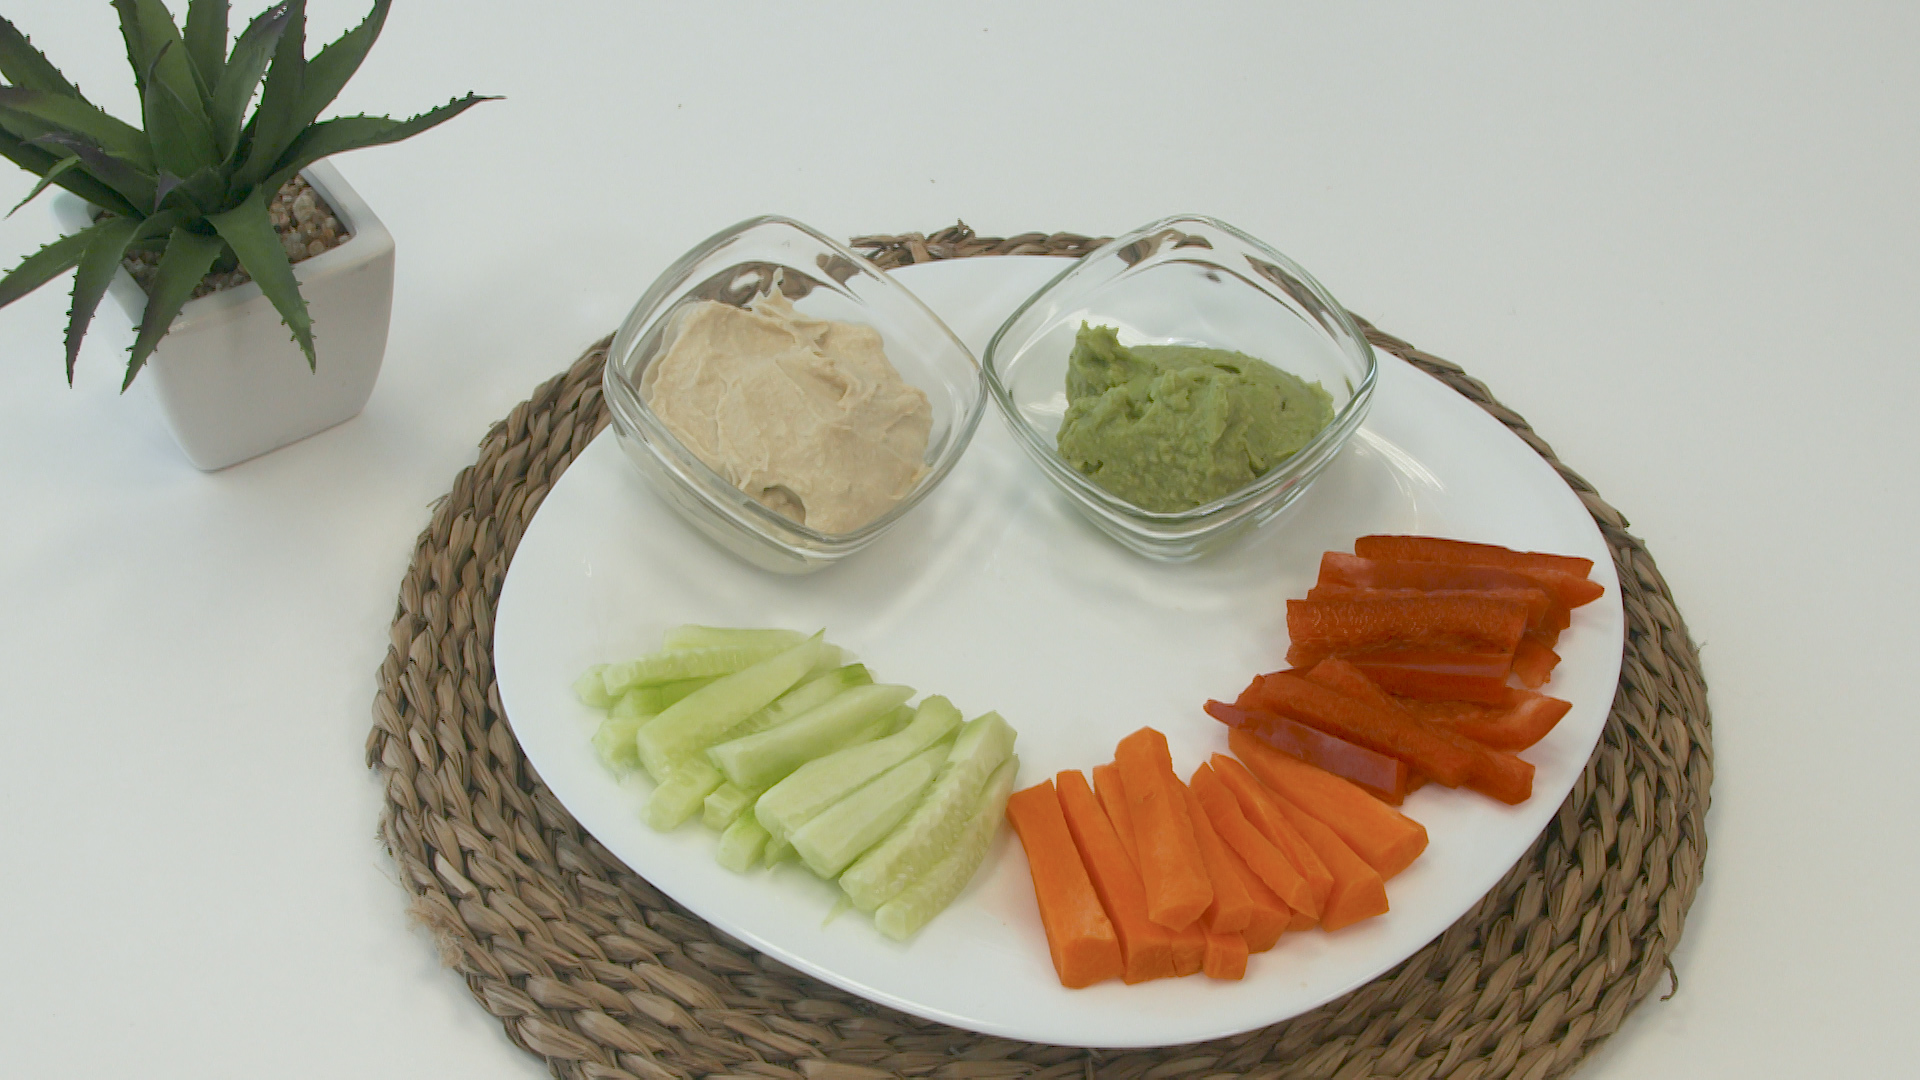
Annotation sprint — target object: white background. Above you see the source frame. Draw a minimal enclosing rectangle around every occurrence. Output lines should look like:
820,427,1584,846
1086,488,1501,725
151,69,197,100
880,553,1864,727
0,2,1914,1076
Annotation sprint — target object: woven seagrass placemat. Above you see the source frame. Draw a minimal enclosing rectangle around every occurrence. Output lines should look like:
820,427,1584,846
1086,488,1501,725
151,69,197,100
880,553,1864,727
367,224,1711,1080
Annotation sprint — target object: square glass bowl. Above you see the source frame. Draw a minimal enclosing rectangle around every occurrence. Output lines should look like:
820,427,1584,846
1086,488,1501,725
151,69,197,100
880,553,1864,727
602,216,986,574
983,214,1378,560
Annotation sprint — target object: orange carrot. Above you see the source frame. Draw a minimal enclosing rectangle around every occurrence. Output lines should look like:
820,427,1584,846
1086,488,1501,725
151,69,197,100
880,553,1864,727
1054,770,1178,984
1170,921,1207,976
1352,534,1595,580
1005,780,1124,988
1229,729,1428,879
1114,728,1213,929
1219,839,1292,952
1188,762,1320,920
1207,756,1334,914
1202,929,1249,981
1226,756,1391,931
1178,781,1253,933
1091,763,1141,869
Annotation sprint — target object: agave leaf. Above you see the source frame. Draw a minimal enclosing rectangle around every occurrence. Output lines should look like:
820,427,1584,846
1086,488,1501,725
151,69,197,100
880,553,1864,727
141,42,222,177
0,16,90,103
208,187,314,368
0,85,154,170
64,214,144,383
113,0,210,105
0,128,141,217
26,131,159,215
0,222,93,310
124,224,225,389
156,164,229,218
6,154,81,217
293,0,390,131
182,0,229,100
210,2,292,161
262,94,497,195
238,0,307,190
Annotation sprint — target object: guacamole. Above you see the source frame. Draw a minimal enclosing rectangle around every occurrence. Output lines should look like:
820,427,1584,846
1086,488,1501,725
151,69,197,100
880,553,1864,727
1055,324,1334,512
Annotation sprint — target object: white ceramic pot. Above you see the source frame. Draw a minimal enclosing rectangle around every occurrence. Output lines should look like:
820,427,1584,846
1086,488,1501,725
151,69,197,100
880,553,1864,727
51,158,395,470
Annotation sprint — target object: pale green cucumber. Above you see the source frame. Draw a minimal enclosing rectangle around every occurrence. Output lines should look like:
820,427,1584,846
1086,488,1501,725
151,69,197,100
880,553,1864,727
634,635,829,782
716,815,771,871
613,675,717,719
764,835,795,867
574,665,617,709
592,711,651,772
702,696,901,831
873,756,1020,940
839,711,1017,912
602,639,802,698
790,741,952,879
707,683,914,790
729,663,872,742
663,626,808,652
755,696,963,845
642,760,725,830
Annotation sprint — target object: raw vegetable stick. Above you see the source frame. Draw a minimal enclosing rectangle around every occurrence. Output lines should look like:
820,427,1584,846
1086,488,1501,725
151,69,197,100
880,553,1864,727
1318,551,1600,621
1055,770,1178,983
1114,728,1213,930
1205,759,1333,915
1218,839,1292,953
873,757,1020,941
635,634,832,782
1219,756,1390,932
1351,534,1596,579
1229,728,1428,878
1395,689,1572,752
1005,780,1124,988
1202,929,1249,981
1091,764,1140,868
1169,921,1207,977
1188,763,1319,921
1511,637,1560,689
1204,699,1410,804
1305,585,1553,633
1336,652,1514,705
1285,595,1531,670
1177,782,1253,934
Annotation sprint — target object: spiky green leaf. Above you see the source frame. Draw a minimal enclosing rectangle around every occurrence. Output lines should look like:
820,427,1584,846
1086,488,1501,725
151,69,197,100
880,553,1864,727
124,224,224,389
209,2,292,160
64,214,143,383
0,127,141,217
0,221,92,309
6,154,81,217
262,94,496,195
0,85,154,169
141,42,222,176
182,1,229,100
26,131,158,214
207,187,314,368
0,16,89,102
295,0,389,129
238,0,306,189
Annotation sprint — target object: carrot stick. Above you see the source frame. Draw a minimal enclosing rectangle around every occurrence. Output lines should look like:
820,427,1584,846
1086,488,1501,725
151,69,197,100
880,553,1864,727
1352,534,1595,580
1221,755,1391,931
1091,763,1140,869
1205,698,1411,803
1206,756,1334,914
1228,728,1428,879
1114,728,1213,930
1005,780,1124,988
1219,839,1292,952
1202,930,1249,981
1170,921,1206,976
1188,762,1320,920
1054,770,1178,984
1178,781,1253,933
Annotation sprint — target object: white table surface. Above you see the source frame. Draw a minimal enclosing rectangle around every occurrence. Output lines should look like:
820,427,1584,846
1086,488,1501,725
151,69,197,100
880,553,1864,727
1,2,1914,1076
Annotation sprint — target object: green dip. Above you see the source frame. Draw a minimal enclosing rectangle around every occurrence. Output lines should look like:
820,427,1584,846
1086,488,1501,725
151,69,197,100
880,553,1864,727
1054,324,1334,512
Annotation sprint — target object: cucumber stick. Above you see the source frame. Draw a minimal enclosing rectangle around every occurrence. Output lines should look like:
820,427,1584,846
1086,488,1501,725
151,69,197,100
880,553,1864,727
592,711,650,771
634,634,830,782
756,696,962,844
716,815,770,871
873,755,1020,940
707,683,915,790
839,711,1017,912
663,626,807,652
643,760,724,830
574,665,617,709
701,694,901,831
791,741,953,879
602,639,807,698
613,675,717,718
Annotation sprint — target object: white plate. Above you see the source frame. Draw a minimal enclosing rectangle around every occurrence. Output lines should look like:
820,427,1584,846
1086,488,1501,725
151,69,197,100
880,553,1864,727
493,256,1624,1049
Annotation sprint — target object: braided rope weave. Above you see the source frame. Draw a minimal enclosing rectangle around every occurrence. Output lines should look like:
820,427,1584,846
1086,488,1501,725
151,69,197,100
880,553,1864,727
368,224,1711,1080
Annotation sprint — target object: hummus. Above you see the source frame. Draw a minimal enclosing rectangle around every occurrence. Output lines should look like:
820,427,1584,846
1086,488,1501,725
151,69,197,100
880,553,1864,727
1055,323,1333,513
640,290,932,534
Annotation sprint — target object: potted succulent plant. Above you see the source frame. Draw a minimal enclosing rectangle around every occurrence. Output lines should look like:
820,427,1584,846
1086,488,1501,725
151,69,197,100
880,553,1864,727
0,1,492,469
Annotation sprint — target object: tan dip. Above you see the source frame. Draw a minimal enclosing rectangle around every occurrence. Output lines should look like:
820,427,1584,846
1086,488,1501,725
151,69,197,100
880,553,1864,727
640,290,932,534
